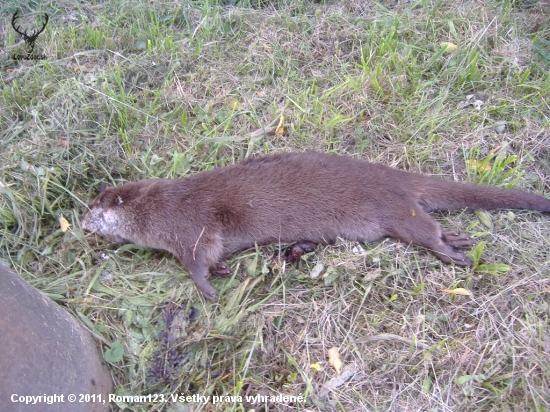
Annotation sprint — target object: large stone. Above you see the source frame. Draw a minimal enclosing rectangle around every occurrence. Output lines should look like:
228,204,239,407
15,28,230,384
0,263,113,411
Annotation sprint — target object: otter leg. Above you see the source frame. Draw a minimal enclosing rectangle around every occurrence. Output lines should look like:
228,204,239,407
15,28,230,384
179,253,223,302
179,233,225,302
385,211,473,266
185,260,218,302
209,260,233,277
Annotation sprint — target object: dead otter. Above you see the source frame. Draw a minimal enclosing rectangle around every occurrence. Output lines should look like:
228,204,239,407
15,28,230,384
81,152,550,302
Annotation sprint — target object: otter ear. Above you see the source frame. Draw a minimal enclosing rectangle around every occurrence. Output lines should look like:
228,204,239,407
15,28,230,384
98,182,110,193
97,191,124,208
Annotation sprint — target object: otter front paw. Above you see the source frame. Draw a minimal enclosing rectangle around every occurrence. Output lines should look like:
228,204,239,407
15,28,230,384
190,274,218,302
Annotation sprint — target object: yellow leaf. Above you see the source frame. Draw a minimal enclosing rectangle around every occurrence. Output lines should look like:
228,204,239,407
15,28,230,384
328,347,343,374
59,216,71,232
275,114,284,135
467,159,491,172
440,42,458,53
310,363,322,372
226,98,241,110
442,288,472,296
475,209,494,230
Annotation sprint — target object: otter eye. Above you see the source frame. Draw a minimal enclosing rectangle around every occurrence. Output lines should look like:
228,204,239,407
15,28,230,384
115,195,124,205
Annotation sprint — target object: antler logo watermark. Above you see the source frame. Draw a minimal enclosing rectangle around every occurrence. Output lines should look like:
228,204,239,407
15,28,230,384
11,10,49,60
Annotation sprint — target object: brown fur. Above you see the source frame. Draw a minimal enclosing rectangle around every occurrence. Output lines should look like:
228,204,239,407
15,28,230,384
81,152,550,301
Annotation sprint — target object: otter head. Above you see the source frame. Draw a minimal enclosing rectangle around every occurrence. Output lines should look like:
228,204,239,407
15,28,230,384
81,183,148,244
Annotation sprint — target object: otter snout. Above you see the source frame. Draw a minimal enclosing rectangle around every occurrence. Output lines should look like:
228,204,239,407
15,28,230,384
81,208,102,234
81,207,128,243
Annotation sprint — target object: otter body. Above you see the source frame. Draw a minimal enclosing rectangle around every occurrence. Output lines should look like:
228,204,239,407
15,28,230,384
81,152,550,301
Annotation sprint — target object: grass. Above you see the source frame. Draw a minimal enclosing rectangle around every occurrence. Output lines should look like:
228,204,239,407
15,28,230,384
1,0,550,411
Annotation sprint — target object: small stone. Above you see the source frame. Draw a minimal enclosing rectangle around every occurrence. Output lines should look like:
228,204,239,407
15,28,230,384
135,40,147,51
495,123,506,134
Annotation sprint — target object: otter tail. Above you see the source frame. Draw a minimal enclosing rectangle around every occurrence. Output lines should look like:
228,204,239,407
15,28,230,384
417,177,550,213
